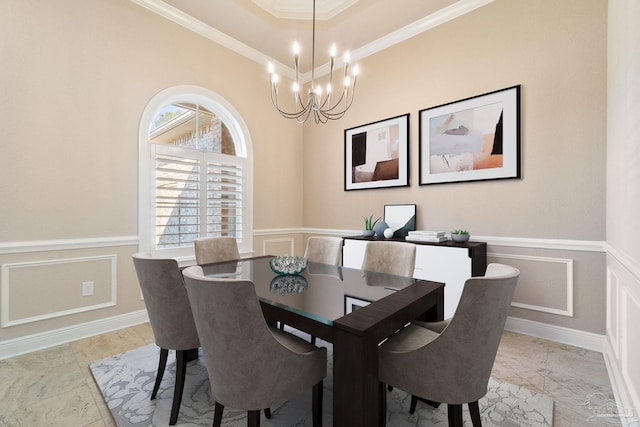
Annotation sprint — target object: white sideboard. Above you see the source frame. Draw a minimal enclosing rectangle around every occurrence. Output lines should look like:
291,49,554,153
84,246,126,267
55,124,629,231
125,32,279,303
342,236,487,318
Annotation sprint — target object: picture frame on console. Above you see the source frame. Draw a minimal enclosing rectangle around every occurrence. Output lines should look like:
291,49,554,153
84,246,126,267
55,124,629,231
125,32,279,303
384,204,416,238
344,113,410,191
419,85,521,185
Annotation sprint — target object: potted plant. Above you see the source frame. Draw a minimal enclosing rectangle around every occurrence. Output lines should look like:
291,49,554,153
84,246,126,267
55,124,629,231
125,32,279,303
362,214,380,237
450,229,470,243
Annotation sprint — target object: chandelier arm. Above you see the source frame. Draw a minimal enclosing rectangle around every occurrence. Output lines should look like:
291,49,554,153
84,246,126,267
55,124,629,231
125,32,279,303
321,90,347,111
295,91,306,109
317,91,355,119
316,88,351,115
271,88,314,120
298,106,314,124
320,75,357,114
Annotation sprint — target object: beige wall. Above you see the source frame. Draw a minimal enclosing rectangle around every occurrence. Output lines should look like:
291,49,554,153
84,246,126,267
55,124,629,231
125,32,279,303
0,0,303,342
0,0,610,346
302,0,607,238
302,0,608,334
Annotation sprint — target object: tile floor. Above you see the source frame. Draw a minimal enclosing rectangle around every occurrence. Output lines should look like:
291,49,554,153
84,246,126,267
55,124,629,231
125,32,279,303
0,324,618,426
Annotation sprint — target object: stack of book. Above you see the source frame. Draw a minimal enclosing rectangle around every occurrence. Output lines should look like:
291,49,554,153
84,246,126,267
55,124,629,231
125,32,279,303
405,230,448,243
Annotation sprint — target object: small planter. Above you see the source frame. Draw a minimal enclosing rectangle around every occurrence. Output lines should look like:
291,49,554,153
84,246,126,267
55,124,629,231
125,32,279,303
362,230,375,237
451,233,470,243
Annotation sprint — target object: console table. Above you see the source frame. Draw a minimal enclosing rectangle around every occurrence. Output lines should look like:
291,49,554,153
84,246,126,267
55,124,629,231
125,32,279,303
342,236,487,318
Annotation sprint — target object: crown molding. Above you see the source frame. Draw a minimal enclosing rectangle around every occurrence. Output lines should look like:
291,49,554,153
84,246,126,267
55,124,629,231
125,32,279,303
130,0,494,83
129,0,295,80
251,0,359,20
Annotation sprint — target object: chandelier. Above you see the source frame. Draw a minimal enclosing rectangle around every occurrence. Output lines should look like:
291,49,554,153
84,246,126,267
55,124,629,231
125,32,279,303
267,0,359,124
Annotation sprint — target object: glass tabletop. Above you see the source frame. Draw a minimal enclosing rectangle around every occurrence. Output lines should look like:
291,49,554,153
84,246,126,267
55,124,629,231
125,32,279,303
201,256,418,326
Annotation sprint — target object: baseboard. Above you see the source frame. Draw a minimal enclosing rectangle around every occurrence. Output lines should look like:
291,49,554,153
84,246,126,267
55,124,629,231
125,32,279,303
505,316,605,352
602,340,640,426
0,310,149,360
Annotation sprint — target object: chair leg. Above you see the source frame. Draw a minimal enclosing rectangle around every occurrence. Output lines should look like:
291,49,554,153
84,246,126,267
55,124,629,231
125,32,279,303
312,380,323,427
151,348,168,400
410,395,418,414
247,410,261,427
212,402,224,427
469,400,482,427
411,394,441,413
169,350,188,425
378,382,387,427
447,404,463,427
264,408,271,419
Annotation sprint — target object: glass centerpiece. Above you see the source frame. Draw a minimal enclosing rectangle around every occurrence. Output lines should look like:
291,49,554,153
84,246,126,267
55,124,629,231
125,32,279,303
269,255,308,276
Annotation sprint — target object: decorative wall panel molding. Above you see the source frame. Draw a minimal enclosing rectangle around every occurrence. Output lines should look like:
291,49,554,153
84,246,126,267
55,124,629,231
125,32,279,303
1,255,117,328
262,238,295,256
489,252,574,317
607,268,621,359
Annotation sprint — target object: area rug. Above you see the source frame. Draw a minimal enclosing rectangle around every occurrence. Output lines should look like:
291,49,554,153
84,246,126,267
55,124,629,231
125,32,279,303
90,337,553,426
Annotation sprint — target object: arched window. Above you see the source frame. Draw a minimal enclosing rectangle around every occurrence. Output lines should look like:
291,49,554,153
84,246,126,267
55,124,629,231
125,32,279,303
139,86,253,259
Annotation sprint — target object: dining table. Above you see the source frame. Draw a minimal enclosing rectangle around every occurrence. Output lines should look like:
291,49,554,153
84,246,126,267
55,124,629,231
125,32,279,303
200,255,444,427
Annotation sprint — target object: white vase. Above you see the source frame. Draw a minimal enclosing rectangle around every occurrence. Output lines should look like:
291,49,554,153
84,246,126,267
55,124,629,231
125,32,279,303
383,228,394,239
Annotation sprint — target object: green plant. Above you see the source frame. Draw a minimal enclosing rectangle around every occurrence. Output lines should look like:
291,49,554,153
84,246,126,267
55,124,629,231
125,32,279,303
363,214,380,231
451,229,469,235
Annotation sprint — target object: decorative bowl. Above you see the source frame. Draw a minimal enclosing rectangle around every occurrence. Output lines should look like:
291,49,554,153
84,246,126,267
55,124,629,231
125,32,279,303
269,255,308,275
362,230,375,237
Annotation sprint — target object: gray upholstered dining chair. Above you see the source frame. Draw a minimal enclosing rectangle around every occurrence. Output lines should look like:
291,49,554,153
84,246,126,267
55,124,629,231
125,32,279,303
304,236,343,265
182,266,327,427
377,263,520,427
361,241,416,277
132,252,201,426
194,236,240,265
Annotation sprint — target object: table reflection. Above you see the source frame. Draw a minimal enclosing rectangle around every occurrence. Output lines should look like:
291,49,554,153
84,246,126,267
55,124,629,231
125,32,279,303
269,275,308,295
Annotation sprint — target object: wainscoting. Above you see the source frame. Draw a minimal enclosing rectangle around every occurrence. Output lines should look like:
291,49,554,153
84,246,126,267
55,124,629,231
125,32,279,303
604,247,640,424
0,236,142,357
1,230,638,424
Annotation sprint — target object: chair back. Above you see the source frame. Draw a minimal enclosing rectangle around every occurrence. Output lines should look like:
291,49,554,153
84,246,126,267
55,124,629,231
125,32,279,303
403,263,519,404
304,236,343,265
182,266,326,410
362,241,416,277
131,252,199,350
194,236,240,265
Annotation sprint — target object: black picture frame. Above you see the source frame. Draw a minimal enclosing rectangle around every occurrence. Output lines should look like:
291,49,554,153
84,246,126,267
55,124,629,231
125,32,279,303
419,85,521,185
344,113,410,190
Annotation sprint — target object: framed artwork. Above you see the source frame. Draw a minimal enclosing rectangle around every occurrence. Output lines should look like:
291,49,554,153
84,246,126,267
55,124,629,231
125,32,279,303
344,113,410,191
384,204,416,238
344,295,371,314
419,85,521,185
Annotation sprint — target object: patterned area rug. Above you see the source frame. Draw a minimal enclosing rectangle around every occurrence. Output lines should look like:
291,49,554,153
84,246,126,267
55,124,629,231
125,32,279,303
90,337,553,426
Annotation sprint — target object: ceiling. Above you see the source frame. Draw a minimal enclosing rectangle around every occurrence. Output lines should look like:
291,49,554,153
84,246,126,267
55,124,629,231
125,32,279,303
131,0,494,81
